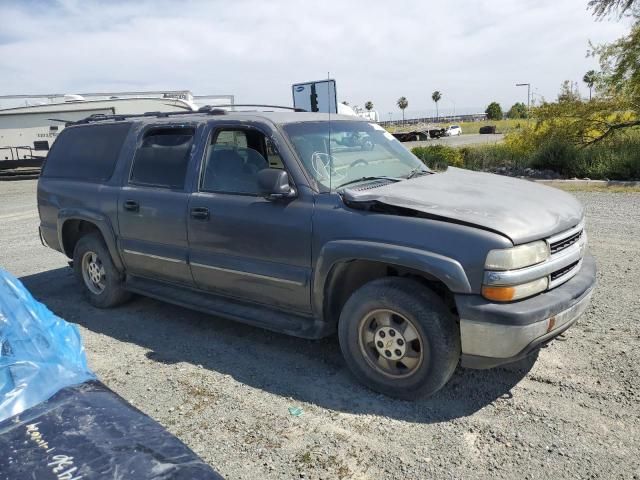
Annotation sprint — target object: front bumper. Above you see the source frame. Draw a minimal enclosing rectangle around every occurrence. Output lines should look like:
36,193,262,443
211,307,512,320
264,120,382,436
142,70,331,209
456,253,596,369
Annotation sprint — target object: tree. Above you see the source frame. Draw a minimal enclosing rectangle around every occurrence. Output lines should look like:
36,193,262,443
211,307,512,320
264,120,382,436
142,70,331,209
485,102,503,120
364,101,374,111
583,70,598,100
593,20,640,103
558,80,581,103
507,102,528,119
516,0,640,147
397,96,408,123
583,18,640,143
589,0,638,17
431,91,442,120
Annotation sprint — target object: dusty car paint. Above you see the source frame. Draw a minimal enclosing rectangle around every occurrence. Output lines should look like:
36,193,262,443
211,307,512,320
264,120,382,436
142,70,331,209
37,111,596,369
342,167,584,245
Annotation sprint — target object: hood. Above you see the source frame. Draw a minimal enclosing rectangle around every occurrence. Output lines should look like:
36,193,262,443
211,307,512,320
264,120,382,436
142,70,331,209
342,168,584,245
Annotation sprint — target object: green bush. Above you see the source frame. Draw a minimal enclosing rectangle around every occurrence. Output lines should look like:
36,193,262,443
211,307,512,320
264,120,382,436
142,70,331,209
579,136,640,179
460,144,528,170
530,139,581,176
458,133,640,179
412,145,463,170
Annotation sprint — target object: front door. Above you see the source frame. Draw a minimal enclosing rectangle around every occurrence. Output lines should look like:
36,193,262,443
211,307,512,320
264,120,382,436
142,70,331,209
187,126,313,313
117,125,196,285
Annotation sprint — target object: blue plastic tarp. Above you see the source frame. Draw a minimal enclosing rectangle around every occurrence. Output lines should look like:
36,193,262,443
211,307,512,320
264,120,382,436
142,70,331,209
0,268,95,422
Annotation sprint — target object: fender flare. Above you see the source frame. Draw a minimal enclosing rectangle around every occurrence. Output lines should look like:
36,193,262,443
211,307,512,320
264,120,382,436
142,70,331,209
313,239,472,318
57,208,124,272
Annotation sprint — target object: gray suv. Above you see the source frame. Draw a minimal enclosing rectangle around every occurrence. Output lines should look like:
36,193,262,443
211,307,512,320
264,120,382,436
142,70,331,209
37,109,596,399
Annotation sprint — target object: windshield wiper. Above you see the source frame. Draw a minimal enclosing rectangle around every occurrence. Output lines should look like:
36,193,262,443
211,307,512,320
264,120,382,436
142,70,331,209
338,176,401,189
405,167,430,179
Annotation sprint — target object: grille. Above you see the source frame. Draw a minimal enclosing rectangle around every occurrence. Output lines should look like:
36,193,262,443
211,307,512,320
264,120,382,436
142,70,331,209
550,230,582,255
550,260,580,281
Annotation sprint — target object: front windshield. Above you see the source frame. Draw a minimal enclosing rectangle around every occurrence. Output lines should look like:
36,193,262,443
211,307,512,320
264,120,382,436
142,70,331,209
282,121,429,190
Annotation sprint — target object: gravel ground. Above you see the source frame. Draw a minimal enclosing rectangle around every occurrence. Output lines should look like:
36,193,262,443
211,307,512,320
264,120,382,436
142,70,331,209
1,179,639,480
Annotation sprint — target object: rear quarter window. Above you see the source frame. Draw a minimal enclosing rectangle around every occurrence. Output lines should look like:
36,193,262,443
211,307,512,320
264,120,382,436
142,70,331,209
42,123,131,181
129,127,195,189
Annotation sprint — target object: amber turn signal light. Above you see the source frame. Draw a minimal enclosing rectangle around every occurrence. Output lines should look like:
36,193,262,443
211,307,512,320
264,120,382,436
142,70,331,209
481,285,516,302
482,277,549,302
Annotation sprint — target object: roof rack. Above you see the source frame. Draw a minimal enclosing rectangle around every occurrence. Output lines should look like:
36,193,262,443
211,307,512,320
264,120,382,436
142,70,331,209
71,110,195,125
70,103,306,125
197,104,307,112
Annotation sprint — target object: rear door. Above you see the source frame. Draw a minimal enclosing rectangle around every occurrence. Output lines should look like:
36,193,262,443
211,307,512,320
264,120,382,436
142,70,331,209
117,124,198,285
187,123,313,313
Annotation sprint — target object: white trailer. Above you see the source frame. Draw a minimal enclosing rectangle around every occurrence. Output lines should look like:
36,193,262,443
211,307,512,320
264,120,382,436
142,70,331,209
0,91,233,161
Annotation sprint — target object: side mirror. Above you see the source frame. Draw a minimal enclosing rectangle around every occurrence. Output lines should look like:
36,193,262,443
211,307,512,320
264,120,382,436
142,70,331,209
257,169,296,200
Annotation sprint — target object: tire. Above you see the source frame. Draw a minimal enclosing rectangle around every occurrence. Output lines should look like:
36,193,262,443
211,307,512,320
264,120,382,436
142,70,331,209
338,277,460,400
73,233,131,308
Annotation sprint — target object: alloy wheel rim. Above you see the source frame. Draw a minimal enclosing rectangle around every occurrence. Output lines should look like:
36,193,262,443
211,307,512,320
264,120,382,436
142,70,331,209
81,251,106,295
358,308,425,379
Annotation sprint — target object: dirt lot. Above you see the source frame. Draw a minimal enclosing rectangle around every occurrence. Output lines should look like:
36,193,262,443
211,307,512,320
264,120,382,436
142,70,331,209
1,179,639,480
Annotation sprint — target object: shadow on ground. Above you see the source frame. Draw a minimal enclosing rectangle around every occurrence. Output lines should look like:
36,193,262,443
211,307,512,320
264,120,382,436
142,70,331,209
21,267,536,424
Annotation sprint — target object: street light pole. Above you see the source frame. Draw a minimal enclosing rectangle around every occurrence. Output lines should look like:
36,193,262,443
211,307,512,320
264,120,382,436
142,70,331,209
516,83,531,124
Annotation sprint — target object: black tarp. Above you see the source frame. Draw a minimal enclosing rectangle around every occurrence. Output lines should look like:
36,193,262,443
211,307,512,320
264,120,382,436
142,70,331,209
0,381,223,480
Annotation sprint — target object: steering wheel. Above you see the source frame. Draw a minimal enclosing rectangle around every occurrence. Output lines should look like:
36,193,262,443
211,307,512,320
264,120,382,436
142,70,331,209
349,158,369,169
361,139,374,151
311,152,347,183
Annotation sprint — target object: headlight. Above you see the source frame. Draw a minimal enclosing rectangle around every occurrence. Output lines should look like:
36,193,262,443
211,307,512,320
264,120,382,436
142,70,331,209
485,240,549,271
482,277,549,302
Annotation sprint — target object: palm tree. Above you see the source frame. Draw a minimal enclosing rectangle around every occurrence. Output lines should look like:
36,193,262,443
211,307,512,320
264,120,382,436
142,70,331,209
364,101,374,111
431,91,442,121
397,97,408,124
583,70,598,100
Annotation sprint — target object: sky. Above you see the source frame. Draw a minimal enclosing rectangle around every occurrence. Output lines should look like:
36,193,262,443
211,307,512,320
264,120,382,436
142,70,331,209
0,0,632,119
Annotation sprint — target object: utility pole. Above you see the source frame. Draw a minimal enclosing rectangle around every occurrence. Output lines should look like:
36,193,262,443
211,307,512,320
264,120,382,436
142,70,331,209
448,99,456,119
516,83,531,125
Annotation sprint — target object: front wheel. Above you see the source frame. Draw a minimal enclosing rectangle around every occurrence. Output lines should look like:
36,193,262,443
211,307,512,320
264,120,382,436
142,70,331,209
338,277,460,399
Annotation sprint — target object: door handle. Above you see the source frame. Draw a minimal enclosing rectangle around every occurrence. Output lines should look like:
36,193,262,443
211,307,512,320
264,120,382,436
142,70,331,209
190,207,210,220
123,200,139,212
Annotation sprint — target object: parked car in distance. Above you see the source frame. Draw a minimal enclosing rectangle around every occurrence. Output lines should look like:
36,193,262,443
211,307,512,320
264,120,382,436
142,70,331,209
428,127,446,138
444,125,462,136
37,108,596,399
479,125,497,134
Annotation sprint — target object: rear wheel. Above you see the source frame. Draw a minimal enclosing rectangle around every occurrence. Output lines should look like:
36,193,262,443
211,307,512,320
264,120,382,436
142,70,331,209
73,233,131,308
338,277,460,399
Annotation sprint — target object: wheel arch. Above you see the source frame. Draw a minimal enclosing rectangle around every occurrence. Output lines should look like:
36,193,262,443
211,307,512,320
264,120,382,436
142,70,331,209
314,240,471,329
58,209,124,272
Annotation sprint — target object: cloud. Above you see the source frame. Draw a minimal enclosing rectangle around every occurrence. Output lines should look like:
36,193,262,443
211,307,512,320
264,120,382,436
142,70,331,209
0,0,631,117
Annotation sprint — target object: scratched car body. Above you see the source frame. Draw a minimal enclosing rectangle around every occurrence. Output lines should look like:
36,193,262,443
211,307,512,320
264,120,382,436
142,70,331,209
37,110,596,398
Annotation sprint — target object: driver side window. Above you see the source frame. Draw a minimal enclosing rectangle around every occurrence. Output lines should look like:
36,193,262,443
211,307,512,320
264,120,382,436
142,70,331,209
200,128,283,195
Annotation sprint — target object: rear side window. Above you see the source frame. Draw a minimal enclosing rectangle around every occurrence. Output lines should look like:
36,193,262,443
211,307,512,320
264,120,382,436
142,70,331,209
42,123,131,180
130,127,195,189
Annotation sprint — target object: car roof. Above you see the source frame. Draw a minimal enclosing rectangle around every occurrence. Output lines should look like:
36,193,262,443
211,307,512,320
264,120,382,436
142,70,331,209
74,111,363,128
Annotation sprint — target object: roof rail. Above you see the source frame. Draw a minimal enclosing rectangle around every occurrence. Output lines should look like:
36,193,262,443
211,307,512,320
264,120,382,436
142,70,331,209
71,103,305,125
198,104,306,112
72,109,200,125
